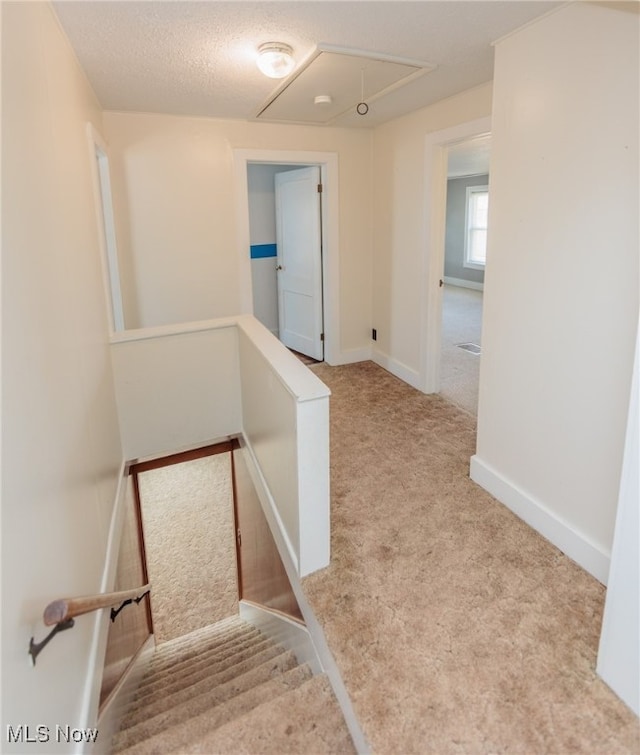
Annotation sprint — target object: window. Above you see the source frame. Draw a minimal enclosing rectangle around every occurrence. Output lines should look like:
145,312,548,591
464,185,489,269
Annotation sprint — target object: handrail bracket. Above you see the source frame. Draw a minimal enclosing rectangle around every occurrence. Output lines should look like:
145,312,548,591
29,618,75,666
31,584,151,666
110,589,150,622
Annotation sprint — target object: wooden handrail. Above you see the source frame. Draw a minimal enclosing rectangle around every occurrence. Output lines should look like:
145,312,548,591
43,584,151,626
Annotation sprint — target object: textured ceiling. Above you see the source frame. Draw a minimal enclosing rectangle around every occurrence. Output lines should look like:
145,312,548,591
53,1,562,129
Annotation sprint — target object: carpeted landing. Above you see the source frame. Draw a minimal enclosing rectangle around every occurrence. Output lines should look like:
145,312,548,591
111,616,355,754
303,361,639,755
137,454,238,644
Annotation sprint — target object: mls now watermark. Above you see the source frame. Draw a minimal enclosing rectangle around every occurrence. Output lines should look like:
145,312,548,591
7,725,99,744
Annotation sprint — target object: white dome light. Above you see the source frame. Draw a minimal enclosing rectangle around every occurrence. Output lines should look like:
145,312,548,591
256,42,295,79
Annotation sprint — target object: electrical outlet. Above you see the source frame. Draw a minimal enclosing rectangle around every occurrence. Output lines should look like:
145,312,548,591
372,328,377,341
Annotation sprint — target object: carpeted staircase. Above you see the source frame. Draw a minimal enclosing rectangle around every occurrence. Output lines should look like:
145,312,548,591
112,615,355,754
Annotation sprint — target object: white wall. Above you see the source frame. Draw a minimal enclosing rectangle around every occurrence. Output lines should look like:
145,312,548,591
110,321,242,460
371,83,493,385
471,2,639,581
108,316,331,577
103,112,373,361
2,3,123,748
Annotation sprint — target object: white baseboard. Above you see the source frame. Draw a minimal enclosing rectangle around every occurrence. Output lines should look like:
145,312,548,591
93,636,155,754
443,276,484,291
239,600,322,675
79,461,155,753
235,440,370,753
78,461,128,752
470,455,610,584
292,595,370,753
372,349,422,391
328,346,372,366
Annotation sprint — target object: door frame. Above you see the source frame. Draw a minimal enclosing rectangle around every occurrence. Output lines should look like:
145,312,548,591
86,123,126,333
233,149,339,365
420,116,492,393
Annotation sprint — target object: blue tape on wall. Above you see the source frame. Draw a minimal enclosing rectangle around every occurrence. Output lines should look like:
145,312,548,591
250,243,277,259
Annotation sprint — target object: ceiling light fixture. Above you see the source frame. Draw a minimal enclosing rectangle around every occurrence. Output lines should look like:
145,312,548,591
256,42,295,79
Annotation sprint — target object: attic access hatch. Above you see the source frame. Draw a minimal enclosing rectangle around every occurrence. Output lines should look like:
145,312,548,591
255,45,436,126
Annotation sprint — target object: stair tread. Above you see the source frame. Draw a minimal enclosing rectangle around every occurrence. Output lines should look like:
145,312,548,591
182,674,356,754
113,664,313,754
154,616,246,651
113,616,354,755
115,649,301,745
149,620,262,671
152,624,261,664
133,635,276,703
120,641,291,730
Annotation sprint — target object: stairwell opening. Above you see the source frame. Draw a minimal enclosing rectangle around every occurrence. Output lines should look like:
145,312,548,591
135,445,239,643
128,440,304,645
100,441,360,753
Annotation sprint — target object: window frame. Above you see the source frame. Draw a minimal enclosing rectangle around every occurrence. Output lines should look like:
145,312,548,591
463,184,489,270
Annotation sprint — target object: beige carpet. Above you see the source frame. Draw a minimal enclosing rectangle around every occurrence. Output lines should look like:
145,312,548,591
137,454,238,643
304,361,639,754
112,616,355,754
440,284,483,416
127,460,356,754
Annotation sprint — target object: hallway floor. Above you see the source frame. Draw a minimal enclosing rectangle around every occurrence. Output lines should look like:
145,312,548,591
304,361,638,754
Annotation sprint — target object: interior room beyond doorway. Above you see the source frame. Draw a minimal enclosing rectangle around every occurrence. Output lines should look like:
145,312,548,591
247,163,299,340
439,284,482,415
438,133,490,415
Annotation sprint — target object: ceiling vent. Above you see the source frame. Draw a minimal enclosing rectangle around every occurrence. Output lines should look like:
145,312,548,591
255,44,436,126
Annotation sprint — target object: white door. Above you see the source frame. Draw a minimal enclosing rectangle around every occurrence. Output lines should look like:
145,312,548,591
275,166,324,361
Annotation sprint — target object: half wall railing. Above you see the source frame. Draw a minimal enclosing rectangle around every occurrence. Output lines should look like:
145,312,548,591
109,314,331,577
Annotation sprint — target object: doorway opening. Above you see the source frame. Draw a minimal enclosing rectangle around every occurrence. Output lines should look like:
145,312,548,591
233,149,340,366
247,163,324,362
439,284,483,414
438,135,490,415
420,117,491,409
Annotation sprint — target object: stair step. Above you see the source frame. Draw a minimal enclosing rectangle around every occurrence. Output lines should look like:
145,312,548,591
153,616,246,653
113,616,354,754
148,619,261,673
133,635,275,704
158,614,242,640
181,674,356,754
116,648,299,740
114,664,313,754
